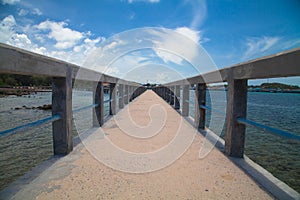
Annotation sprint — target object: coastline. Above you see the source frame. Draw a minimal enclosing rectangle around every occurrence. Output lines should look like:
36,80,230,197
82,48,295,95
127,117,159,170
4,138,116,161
0,87,51,97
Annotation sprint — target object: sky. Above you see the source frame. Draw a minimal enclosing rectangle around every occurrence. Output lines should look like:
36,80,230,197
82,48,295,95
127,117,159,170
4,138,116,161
0,0,300,85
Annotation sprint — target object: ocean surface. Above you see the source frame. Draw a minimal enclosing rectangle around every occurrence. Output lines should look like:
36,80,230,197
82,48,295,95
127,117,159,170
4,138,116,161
0,90,299,192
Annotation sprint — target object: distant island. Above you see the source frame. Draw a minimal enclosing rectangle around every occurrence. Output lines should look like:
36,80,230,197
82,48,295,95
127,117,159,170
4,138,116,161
208,82,300,93
248,82,300,93
1,74,300,96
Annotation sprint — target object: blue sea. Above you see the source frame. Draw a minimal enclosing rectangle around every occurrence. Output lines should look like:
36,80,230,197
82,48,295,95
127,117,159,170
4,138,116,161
0,90,299,192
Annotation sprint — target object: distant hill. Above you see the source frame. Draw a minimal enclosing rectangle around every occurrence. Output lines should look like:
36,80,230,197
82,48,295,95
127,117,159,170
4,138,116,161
260,82,300,90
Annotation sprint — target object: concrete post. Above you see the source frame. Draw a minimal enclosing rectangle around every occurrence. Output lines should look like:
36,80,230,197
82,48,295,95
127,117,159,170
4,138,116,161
110,83,117,115
225,79,248,158
166,88,169,103
124,85,129,105
170,86,174,106
119,84,124,109
93,82,104,127
159,87,162,98
174,85,180,109
182,85,189,116
129,86,132,102
163,87,166,101
134,86,137,99
52,68,73,155
195,83,206,129
167,87,171,104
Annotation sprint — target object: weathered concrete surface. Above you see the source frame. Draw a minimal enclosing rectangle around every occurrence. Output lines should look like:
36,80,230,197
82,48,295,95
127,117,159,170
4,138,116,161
165,47,300,85
0,43,140,85
2,91,272,200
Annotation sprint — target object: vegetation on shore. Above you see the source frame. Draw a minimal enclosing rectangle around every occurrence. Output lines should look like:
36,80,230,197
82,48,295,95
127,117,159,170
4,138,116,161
1,73,299,94
0,74,51,87
250,82,300,90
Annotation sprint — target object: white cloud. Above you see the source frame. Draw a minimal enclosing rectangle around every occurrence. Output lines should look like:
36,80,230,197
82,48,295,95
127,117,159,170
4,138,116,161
2,0,19,5
73,37,103,54
280,38,300,50
36,20,84,49
32,8,42,15
127,0,159,3
186,0,207,29
18,9,29,16
1,15,16,26
155,49,183,65
175,27,209,44
175,27,200,43
6,33,47,55
149,27,211,70
0,15,16,42
47,36,104,65
34,34,45,43
18,7,42,16
0,15,104,66
81,27,214,79
9,33,31,46
155,72,169,83
243,36,281,59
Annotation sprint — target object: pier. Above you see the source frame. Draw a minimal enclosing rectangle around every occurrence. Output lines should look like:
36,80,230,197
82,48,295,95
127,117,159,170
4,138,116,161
0,43,300,199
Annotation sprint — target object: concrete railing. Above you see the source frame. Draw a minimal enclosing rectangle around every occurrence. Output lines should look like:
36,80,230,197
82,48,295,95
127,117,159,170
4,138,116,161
0,43,147,155
153,47,300,158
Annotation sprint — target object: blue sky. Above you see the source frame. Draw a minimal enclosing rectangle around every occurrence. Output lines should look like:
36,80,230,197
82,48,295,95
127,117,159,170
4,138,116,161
0,0,300,84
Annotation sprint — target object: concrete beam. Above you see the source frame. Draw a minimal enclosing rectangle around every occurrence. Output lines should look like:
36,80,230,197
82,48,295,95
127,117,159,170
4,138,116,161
164,47,300,86
0,43,141,86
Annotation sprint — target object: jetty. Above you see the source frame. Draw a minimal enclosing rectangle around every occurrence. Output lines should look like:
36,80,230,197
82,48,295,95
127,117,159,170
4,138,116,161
0,43,300,199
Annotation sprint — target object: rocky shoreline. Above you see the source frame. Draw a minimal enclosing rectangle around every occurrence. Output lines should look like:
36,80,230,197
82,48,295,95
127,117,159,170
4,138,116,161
14,104,52,111
0,87,51,97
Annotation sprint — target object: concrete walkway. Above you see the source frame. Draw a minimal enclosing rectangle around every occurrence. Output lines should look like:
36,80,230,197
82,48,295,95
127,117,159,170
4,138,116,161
2,90,272,199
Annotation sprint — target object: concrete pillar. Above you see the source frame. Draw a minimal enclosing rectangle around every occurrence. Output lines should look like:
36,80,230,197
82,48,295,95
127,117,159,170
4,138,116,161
169,86,175,106
166,87,169,102
174,85,180,109
137,87,141,97
182,85,189,116
133,86,136,99
119,84,124,109
195,83,206,129
159,87,162,99
52,68,73,155
156,87,160,97
110,83,117,115
163,87,166,101
167,87,171,104
93,81,104,127
129,86,132,101
225,79,248,158
124,85,129,105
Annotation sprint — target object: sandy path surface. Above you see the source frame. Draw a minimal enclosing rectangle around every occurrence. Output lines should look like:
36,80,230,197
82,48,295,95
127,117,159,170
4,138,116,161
8,90,272,199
